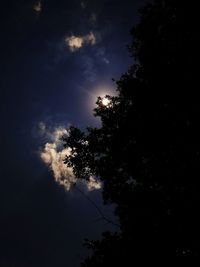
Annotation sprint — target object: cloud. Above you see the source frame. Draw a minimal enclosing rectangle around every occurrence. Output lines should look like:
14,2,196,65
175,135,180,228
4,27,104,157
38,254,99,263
86,177,102,191
39,123,101,191
89,13,97,26
86,32,96,45
96,47,110,65
65,36,84,52
41,143,75,191
65,32,96,52
33,1,42,13
102,57,110,65
38,121,47,134
81,1,86,9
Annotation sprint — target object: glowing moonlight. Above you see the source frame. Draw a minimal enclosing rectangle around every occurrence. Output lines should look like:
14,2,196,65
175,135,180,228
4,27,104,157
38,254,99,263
102,97,110,107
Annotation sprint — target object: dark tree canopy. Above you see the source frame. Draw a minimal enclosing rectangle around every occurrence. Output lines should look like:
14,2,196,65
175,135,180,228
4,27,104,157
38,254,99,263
64,0,200,263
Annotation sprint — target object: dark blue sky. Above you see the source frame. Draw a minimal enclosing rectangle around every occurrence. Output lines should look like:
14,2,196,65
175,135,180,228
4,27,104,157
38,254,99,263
0,0,148,266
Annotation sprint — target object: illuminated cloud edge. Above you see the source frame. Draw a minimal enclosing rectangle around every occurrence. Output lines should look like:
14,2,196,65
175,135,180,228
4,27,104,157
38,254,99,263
65,32,96,52
39,122,101,191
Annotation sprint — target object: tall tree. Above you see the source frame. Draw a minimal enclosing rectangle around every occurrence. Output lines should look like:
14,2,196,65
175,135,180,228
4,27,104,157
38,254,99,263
64,0,200,262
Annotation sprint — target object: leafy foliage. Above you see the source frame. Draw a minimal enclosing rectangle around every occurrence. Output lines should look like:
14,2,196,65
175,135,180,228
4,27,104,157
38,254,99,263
63,0,200,262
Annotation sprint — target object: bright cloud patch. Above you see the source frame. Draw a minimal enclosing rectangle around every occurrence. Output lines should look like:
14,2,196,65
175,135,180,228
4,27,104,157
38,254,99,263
39,123,101,191
65,36,84,51
41,143,75,191
65,32,96,52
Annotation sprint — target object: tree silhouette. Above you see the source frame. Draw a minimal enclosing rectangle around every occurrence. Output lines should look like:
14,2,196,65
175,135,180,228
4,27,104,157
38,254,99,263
64,0,200,263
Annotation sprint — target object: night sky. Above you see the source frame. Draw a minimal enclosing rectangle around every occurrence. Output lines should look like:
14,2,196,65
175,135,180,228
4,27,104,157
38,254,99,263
1,1,147,266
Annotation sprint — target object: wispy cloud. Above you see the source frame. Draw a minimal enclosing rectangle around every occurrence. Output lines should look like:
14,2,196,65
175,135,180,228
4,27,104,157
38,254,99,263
65,32,96,52
86,32,96,45
89,13,97,26
39,123,101,191
81,1,86,9
33,1,42,13
102,57,110,64
96,47,110,65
